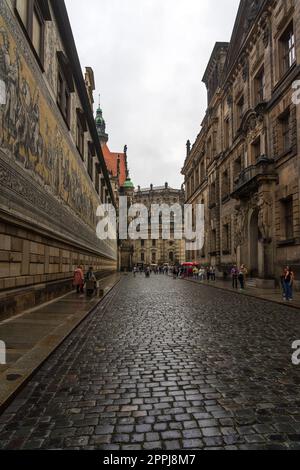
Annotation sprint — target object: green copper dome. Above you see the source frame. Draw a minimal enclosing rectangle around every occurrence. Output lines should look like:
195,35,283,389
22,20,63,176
123,177,134,189
95,106,105,129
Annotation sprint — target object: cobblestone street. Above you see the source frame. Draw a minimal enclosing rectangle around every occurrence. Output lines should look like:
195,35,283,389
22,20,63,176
1,275,300,450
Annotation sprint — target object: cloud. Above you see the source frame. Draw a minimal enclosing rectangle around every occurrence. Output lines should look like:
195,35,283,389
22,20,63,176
65,0,240,188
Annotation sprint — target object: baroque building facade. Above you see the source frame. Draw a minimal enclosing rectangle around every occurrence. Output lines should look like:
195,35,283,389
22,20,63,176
0,0,117,320
132,184,185,268
182,0,300,288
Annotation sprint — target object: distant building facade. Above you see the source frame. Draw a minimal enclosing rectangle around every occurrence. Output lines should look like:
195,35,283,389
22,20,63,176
0,0,117,319
182,0,300,288
95,102,135,271
132,184,185,268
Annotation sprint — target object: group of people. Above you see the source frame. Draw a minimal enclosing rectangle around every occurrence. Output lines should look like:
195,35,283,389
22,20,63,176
193,266,216,282
73,266,97,296
132,263,296,301
230,265,248,290
133,265,170,277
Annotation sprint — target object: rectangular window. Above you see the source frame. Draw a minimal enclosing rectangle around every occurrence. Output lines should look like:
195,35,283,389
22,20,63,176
141,252,145,262
57,69,71,126
222,170,230,199
210,182,216,207
200,161,205,182
32,7,43,57
87,149,93,180
207,137,212,161
279,111,291,153
252,137,261,161
95,165,100,194
254,67,265,104
282,197,294,240
15,0,45,62
16,0,28,25
76,118,85,158
280,23,296,76
234,157,242,181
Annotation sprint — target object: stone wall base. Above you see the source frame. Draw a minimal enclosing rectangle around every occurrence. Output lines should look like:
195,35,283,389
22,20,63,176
0,271,111,322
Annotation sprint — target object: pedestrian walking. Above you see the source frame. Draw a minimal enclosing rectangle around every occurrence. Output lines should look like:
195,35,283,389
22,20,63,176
231,265,238,289
199,267,206,281
73,265,84,294
283,266,295,301
210,266,216,281
85,267,97,296
206,267,211,281
280,267,288,299
238,265,248,290
133,266,137,277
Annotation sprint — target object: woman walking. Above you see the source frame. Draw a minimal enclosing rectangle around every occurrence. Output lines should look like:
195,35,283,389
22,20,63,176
73,265,84,294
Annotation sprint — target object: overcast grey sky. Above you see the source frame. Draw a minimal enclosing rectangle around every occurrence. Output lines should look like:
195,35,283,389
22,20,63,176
65,0,240,189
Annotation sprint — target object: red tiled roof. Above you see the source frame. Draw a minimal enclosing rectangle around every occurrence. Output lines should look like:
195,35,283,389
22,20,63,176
101,142,127,187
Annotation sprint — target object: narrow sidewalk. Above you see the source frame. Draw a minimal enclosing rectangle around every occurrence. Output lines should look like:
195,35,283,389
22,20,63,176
182,277,300,310
0,273,120,412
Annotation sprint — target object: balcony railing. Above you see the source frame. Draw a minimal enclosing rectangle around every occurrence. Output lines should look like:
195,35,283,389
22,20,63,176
232,157,277,199
233,165,257,192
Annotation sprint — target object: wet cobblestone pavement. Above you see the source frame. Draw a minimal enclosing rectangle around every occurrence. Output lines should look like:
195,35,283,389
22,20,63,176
1,275,300,450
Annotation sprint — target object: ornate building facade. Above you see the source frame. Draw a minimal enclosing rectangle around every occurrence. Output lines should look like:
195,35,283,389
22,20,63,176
182,0,300,288
0,0,117,319
132,184,185,268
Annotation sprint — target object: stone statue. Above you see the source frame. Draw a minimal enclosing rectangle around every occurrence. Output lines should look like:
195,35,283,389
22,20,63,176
186,140,191,156
234,204,248,250
258,194,272,242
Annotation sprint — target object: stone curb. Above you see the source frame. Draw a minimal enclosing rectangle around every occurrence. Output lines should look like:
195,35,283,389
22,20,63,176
182,278,300,311
0,275,121,415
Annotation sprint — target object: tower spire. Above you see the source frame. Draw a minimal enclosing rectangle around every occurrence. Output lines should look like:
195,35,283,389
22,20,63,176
95,95,108,143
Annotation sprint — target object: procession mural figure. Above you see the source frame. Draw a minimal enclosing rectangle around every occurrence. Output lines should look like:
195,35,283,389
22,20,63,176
0,26,99,230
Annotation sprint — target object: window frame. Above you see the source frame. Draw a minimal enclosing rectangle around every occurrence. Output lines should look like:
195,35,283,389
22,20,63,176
279,110,291,154
282,197,294,240
254,67,265,105
15,0,47,65
279,22,296,77
57,66,71,128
